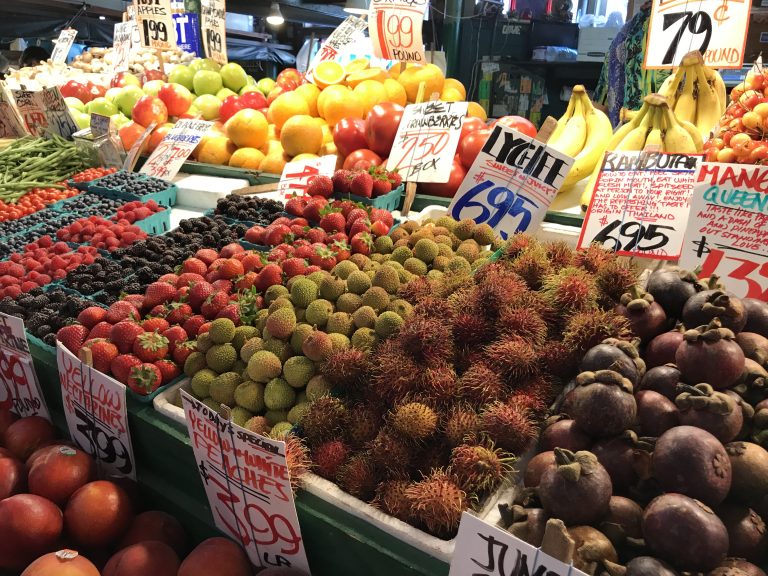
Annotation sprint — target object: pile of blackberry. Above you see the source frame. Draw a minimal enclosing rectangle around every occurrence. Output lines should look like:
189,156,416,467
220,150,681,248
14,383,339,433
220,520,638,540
213,195,284,224
0,288,93,345
56,194,124,218
62,257,135,306
95,171,170,195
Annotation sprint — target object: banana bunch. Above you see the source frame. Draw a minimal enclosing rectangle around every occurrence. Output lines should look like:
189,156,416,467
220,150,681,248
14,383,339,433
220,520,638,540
548,85,613,189
579,93,703,210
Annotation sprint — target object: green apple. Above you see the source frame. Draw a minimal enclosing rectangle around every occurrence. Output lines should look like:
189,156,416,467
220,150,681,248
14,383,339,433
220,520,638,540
193,94,221,120
86,97,118,117
189,58,220,74
220,62,248,92
143,79,166,97
114,85,144,118
105,87,122,102
168,64,194,91
193,70,223,96
216,87,237,101
246,75,256,86
239,85,262,96
110,113,130,130
65,97,85,112
71,110,90,130
256,77,276,96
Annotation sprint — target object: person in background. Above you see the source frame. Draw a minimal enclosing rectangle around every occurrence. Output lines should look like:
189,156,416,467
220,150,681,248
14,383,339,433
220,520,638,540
594,1,670,127
19,46,50,68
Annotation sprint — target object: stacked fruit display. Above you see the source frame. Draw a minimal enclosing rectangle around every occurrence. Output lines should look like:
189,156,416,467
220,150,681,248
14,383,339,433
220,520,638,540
503,264,768,574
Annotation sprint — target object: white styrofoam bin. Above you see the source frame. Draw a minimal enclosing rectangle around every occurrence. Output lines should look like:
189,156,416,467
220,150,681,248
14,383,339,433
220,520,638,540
173,174,251,210
576,26,621,61
153,379,188,426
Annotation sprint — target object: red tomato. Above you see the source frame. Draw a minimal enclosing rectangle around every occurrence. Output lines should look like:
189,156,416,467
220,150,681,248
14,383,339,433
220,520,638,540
491,115,537,138
420,158,467,198
458,128,491,169
343,149,383,171
460,117,486,140
60,80,91,103
333,118,368,158
365,102,404,156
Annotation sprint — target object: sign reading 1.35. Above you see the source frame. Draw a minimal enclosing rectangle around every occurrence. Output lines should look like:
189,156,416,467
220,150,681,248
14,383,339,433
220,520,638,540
134,0,177,50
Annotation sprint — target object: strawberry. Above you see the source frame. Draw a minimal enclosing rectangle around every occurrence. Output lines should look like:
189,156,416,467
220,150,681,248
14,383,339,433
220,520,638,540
142,317,170,333
198,322,211,334
148,304,167,317
158,273,179,285
319,211,346,233
87,321,113,341
81,339,118,374
77,306,107,329
57,324,89,353
235,271,258,292
110,320,144,353
303,197,328,222
154,359,181,383
305,227,327,244
220,259,244,280
350,172,374,198
330,240,351,261
285,195,308,217
172,340,196,365
143,281,176,310
132,332,170,363
388,170,403,188
220,243,244,258
337,200,358,219
369,207,394,229
183,315,207,337
294,244,315,261
212,279,233,294
264,224,292,246
255,264,283,291
176,272,205,288
282,257,307,278
195,248,219,265
332,170,353,194
290,224,307,239
122,294,144,310
371,220,390,236
292,217,310,228
111,354,142,384
372,178,392,197
241,253,264,273
310,247,337,271
304,265,321,274
351,232,374,256
162,325,188,350
106,300,139,324
127,363,163,396
216,303,241,325
165,302,193,325
244,225,266,244
306,175,334,198
189,281,215,310
348,218,371,237
201,291,229,319
346,208,368,230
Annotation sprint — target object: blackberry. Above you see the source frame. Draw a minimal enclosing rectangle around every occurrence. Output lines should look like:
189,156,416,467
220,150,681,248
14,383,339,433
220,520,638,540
43,333,56,346
29,295,49,309
35,325,52,337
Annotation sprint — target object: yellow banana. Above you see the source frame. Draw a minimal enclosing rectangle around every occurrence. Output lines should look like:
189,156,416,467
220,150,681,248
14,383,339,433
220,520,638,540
607,103,649,149
578,160,602,211
660,100,698,154
679,119,704,152
673,65,696,124
693,63,721,138
659,65,686,106
549,97,587,157
549,91,577,143
560,92,613,188
703,66,727,115
616,104,654,150
644,107,664,148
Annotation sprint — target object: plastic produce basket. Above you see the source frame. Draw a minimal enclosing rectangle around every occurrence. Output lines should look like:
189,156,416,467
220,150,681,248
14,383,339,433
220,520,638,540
133,209,171,235
333,184,403,212
128,374,183,404
86,171,178,207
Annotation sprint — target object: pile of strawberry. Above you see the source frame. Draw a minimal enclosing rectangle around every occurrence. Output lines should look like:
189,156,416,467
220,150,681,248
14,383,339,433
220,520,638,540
305,167,402,201
111,200,165,224
55,216,148,252
0,238,97,298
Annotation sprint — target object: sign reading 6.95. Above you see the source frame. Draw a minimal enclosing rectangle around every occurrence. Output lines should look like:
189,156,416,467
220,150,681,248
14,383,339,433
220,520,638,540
450,180,537,239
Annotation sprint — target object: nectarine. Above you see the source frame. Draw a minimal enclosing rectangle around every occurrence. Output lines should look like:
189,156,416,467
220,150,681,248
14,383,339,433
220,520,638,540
178,537,251,576
0,494,64,570
0,454,25,499
119,510,187,556
103,541,180,576
21,550,100,576
64,481,133,548
28,445,95,507
4,416,56,460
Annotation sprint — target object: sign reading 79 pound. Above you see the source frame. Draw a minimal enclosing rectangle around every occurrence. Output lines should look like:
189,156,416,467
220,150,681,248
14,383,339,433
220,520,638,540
369,0,428,63
134,0,176,50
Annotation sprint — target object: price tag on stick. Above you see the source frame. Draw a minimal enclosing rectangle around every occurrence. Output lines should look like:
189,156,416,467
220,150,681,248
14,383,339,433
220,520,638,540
12,89,48,137
306,16,368,82
112,21,137,73
369,0,429,63
644,0,753,69
51,28,77,64
0,314,49,419
200,0,227,65
140,118,213,179
578,151,702,259
182,392,310,572
679,162,768,300
134,0,176,50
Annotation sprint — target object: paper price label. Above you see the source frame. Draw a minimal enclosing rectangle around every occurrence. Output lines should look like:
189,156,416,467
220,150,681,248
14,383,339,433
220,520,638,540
182,392,310,572
680,163,768,300
306,16,368,82
644,0,753,69
134,0,176,50
278,155,338,198
113,21,137,73
57,343,136,479
90,113,111,138
387,101,467,183
369,0,428,63
448,125,574,239
0,83,29,138
140,118,213,179
201,0,227,65
578,151,702,259
40,87,80,139
13,89,48,137
0,313,49,419
51,28,77,64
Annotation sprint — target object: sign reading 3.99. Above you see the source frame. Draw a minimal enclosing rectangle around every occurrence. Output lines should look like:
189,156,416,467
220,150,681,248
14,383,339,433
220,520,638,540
134,0,176,50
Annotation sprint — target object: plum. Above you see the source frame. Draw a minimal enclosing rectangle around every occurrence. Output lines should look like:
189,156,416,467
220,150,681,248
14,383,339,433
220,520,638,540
591,432,652,494
539,416,592,452
646,267,702,319
675,383,743,443
683,289,747,333
717,504,767,563
735,332,768,366
675,320,745,390
652,426,732,506
569,370,637,438
579,339,645,386
615,287,667,342
636,389,679,437
538,449,612,526
639,364,682,400
645,326,685,369
625,556,679,576
726,442,768,507
643,493,729,572
743,298,768,337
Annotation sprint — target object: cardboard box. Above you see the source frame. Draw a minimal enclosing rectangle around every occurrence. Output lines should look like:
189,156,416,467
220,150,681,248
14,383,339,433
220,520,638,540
577,26,621,62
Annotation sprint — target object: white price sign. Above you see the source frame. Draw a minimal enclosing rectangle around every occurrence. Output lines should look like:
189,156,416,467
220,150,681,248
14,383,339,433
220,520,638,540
0,83,29,138
278,155,337,198
134,0,177,50
200,0,227,65
51,28,77,64
182,392,310,572
368,0,428,63
0,313,49,420
113,21,137,73
644,0,753,69
306,16,368,82
387,100,467,183
140,118,213,179
57,343,136,480
448,125,574,239
12,87,78,139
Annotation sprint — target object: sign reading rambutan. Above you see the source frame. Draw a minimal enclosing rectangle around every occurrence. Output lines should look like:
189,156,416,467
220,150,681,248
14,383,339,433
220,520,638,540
480,400,537,455
405,469,467,538
449,441,514,494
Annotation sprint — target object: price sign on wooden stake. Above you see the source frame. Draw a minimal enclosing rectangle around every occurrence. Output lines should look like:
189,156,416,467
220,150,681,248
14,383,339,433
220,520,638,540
200,0,227,65
140,118,213,179
113,21,137,73
51,28,77,64
277,155,337,198
0,83,29,138
0,314,49,419
134,0,176,50
369,0,428,63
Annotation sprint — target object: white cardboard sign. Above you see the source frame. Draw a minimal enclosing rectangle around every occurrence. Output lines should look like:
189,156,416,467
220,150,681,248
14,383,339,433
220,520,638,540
182,391,310,573
0,83,29,138
0,313,49,420
200,0,228,65
57,343,136,480
113,21,137,74
368,0,428,63
134,0,177,50
278,155,337,199
448,124,573,239
140,118,213,179
306,16,368,82
51,28,78,64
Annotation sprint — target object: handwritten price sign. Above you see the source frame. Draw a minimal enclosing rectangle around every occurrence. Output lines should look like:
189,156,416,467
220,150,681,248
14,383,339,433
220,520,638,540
200,0,227,65
140,118,213,179
448,125,574,239
0,313,48,419
680,163,768,300
51,28,77,64
306,16,368,83
134,0,176,50
278,155,337,198
369,0,428,63
112,21,137,74
57,343,136,479
644,0,753,68
578,151,701,259
0,83,29,138
182,392,310,572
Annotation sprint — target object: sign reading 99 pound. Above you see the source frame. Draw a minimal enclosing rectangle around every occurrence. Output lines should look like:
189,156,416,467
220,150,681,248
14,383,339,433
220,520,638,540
368,0,428,63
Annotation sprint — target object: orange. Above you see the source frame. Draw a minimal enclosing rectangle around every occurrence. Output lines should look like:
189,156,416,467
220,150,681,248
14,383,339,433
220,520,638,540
467,101,487,121
320,123,333,144
260,139,284,156
346,67,387,88
443,78,467,100
353,80,388,117
229,147,265,169
321,89,364,126
345,58,370,76
280,115,323,156
268,92,310,130
313,61,345,89
383,79,407,107
197,136,236,165
387,63,403,80
225,109,268,148
440,87,464,102
294,83,321,117
319,142,338,156
397,63,445,102
317,85,349,118
292,153,319,161
118,121,149,153
260,152,289,175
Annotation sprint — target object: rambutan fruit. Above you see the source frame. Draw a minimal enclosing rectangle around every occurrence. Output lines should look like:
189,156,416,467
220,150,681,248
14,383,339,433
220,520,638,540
394,317,454,366
508,375,555,415
301,396,347,447
391,402,439,440
509,246,553,290
472,261,507,285
431,270,474,299
398,276,434,304
444,406,480,447
405,469,467,538
537,340,578,379
366,429,413,472
499,308,548,347
479,401,537,454
337,453,378,501
572,243,614,273
596,259,637,305
275,433,311,492
450,441,514,494
561,310,632,355
421,365,461,405
458,363,506,407
541,267,599,314
411,297,450,321
371,340,423,402
344,404,382,449
470,278,529,320
452,314,496,350
312,440,350,481
320,348,370,391
483,338,539,382
503,233,539,261
373,480,413,522
544,240,574,270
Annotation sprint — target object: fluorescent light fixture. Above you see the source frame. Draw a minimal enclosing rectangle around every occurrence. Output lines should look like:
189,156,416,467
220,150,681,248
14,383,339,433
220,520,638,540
344,0,369,14
266,2,284,25
99,15,106,20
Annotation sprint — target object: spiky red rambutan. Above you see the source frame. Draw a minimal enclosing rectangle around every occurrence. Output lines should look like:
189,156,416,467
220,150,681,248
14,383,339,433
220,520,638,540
371,340,424,402
450,441,514,494
458,363,506,407
344,403,382,449
431,270,474,299
484,337,540,382
418,441,451,475
452,314,495,349
499,307,548,347
337,453,378,501
301,396,348,447
411,297,450,320
367,429,414,472
473,261,508,285
596,259,638,305
444,406,480,447
508,374,555,415
544,240,574,270
561,310,632,355
537,340,578,379
374,480,413,522
275,433,311,492
321,347,370,391
470,279,530,320
509,246,553,290
394,316,454,366
390,402,439,441
421,365,460,405
406,469,467,538
399,276,434,304
541,266,599,315
503,233,539,260
572,243,614,273
479,400,537,455
312,440,350,481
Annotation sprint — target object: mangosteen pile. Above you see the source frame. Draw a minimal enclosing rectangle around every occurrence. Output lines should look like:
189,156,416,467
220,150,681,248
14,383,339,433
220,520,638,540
504,267,768,576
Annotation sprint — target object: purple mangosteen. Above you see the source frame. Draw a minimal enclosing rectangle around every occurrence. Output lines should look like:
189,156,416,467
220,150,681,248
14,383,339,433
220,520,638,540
714,558,768,576
735,332,768,367
676,383,744,443
646,267,702,319
539,416,592,452
569,370,637,438
743,298,768,337
591,431,652,494
615,286,668,342
625,556,679,576
675,319,745,390
523,451,556,488
726,442,768,508
733,359,768,407
683,288,748,333
639,363,683,401
644,325,685,369
717,504,767,563
599,495,644,550
636,389,680,437
579,338,645,386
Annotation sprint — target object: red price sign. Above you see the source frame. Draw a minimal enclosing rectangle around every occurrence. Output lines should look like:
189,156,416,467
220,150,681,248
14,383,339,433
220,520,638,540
369,0,428,63
278,155,337,198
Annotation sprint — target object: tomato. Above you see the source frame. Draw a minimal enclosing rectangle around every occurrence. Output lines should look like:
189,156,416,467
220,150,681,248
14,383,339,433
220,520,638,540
333,118,368,158
458,128,491,169
460,117,486,140
60,80,92,103
343,149,382,171
364,102,404,156
419,158,467,198
491,115,537,138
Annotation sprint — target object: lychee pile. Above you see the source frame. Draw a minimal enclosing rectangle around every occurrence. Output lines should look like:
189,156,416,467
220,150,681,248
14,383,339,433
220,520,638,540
111,199,165,224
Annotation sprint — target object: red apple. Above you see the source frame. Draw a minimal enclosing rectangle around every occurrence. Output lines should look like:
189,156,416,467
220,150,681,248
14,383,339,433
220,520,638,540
143,69,166,83
60,80,92,104
333,118,368,158
132,96,169,127
219,95,245,123
240,90,267,110
111,72,141,89
458,128,491,169
87,82,107,101
277,68,302,88
365,102,404,156
267,86,285,105
158,83,193,117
